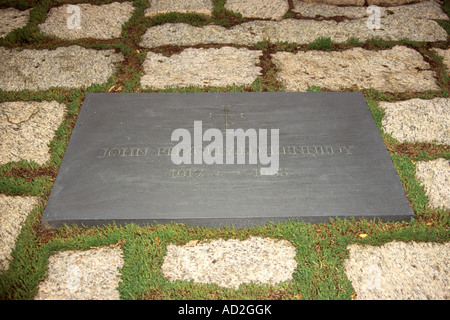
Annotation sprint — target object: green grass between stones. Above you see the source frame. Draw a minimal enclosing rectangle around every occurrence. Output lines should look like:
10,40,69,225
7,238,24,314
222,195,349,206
0,0,449,300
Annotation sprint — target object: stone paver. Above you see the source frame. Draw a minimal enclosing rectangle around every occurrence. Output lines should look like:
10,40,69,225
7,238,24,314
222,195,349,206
140,16,447,49
0,195,39,271
293,0,448,20
162,237,297,289
294,0,369,18
380,98,450,145
38,2,135,40
225,0,289,20
345,241,450,300
304,0,365,6
304,0,429,5
379,0,448,20
0,101,66,165
0,8,30,38
140,47,262,89
0,46,124,91
145,0,213,17
35,247,124,300
367,0,429,6
415,158,450,209
272,46,439,92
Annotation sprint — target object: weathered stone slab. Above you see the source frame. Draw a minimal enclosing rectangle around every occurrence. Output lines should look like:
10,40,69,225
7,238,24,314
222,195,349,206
145,0,213,17
42,93,414,228
416,158,449,209
0,8,30,38
0,101,66,165
140,17,447,48
38,2,135,40
35,247,123,300
380,98,450,144
225,0,289,20
303,0,429,5
272,46,439,92
162,237,297,289
345,241,450,300
0,195,39,270
0,46,123,91
302,0,365,6
382,0,448,20
140,47,262,89
367,0,429,6
140,22,251,47
293,0,448,20
293,1,368,18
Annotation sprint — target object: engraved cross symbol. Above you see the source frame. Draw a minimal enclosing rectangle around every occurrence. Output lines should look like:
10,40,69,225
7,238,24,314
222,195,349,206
224,106,229,132
208,106,245,133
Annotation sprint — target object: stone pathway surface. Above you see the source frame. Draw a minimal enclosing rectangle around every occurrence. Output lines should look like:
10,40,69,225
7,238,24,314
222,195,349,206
0,8,31,38
0,46,123,91
415,158,450,210
272,46,439,92
141,47,262,89
0,195,39,271
0,101,66,165
380,98,450,144
162,237,297,289
140,17,447,48
345,241,450,300
225,0,289,20
39,2,135,40
34,247,123,300
293,0,448,19
140,0,448,47
0,0,448,300
145,0,214,17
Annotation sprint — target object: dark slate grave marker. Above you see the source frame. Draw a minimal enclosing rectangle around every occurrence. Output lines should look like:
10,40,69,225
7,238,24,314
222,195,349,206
42,93,414,228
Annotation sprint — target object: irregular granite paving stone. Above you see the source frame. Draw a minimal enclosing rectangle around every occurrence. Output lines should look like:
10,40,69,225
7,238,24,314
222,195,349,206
304,0,429,5
293,0,370,18
140,17,447,48
415,158,450,209
145,0,213,17
38,2,135,40
140,47,262,89
379,98,450,145
0,46,124,91
225,0,289,20
161,237,297,289
344,241,450,300
303,0,365,6
140,22,256,47
0,195,39,271
272,46,439,92
0,8,31,38
367,0,430,6
35,247,124,300
293,0,449,20
378,0,448,20
0,101,66,165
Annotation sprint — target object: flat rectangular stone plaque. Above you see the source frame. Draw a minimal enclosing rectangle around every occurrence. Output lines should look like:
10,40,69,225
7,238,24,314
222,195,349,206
42,92,414,228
